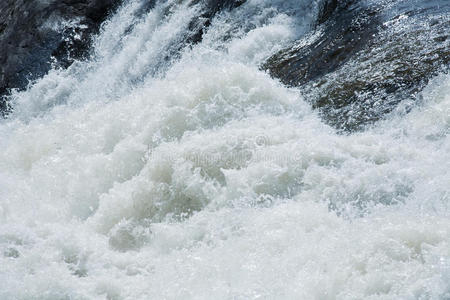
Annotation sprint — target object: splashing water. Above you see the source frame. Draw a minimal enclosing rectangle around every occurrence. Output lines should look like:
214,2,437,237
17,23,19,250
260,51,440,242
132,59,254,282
0,0,449,299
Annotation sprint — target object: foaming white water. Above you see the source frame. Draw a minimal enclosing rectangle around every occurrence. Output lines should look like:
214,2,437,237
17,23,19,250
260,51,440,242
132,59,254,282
1,0,450,299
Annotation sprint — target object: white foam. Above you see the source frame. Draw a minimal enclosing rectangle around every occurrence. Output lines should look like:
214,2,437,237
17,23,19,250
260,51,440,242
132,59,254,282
0,0,449,298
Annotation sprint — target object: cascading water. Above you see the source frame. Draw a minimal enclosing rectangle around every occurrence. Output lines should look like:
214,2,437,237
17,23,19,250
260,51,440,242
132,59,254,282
0,0,449,299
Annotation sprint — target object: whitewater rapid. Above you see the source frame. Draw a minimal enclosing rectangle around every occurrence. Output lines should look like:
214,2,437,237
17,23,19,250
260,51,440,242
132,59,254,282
1,0,449,299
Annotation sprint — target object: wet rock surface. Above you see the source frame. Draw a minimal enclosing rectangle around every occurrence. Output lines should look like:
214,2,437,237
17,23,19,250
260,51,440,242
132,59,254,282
188,0,246,44
0,0,246,115
0,0,123,114
2,0,448,130
264,0,450,131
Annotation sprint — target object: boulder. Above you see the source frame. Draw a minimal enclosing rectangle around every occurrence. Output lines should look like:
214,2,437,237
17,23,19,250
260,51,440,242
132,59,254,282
264,0,450,131
0,0,123,114
0,0,248,115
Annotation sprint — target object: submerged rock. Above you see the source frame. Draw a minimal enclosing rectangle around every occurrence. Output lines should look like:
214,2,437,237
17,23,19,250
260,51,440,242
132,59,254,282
264,0,450,131
0,0,123,114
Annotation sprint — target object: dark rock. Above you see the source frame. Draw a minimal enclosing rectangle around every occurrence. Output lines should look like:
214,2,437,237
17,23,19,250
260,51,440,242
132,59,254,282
264,0,450,131
265,0,380,87
0,0,246,115
317,0,341,25
0,0,123,114
187,0,246,44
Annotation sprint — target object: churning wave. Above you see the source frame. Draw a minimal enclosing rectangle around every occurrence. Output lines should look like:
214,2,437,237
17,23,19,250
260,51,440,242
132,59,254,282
0,0,449,299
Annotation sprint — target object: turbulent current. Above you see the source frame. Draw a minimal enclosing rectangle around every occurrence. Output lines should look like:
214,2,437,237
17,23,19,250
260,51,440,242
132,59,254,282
0,0,449,299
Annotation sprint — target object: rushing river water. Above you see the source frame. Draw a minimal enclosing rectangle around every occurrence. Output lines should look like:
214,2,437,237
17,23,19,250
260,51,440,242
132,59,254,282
0,0,449,299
